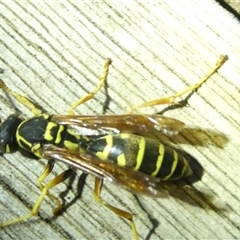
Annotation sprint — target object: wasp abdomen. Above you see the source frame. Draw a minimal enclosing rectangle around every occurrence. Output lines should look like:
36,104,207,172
87,133,192,180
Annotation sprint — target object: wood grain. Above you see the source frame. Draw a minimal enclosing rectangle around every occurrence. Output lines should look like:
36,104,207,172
0,1,239,240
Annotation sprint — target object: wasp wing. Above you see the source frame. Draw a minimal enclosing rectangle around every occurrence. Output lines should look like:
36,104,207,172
41,145,165,198
52,114,184,136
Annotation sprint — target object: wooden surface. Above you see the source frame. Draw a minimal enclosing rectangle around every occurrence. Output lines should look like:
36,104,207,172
223,0,240,14
0,1,240,240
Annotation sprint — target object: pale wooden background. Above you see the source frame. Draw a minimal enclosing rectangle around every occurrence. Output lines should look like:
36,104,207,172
0,1,240,240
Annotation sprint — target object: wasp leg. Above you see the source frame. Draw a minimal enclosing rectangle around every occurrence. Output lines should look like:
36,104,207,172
94,178,139,240
37,160,63,214
0,79,42,116
0,169,73,228
131,54,228,111
68,58,112,115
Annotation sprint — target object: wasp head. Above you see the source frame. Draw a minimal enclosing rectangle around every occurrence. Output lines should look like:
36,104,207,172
0,114,22,154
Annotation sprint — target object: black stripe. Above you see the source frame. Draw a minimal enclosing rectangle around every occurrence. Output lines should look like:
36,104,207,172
169,154,186,180
50,124,60,141
156,145,175,179
138,138,160,175
18,139,31,151
58,127,80,148
87,137,109,156
107,136,125,164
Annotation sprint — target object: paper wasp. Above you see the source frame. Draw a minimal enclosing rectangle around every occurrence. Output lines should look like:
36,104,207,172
0,55,228,240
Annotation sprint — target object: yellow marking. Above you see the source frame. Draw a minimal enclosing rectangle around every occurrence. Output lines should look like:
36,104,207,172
120,133,131,139
117,153,126,167
45,122,58,141
64,140,79,150
134,136,146,171
6,144,11,153
96,135,113,160
55,125,65,144
67,129,81,140
82,136,90,142
151,144,165,177
16,121,32,149
181,162,187,176
31,143,42,158
42,113,50,119
164,150,178,180
182,158,193,177
17,134,32,149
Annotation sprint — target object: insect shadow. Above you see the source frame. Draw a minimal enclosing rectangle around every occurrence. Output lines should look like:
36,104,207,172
157,92,229,149
50,171,88,219
129,92,229,239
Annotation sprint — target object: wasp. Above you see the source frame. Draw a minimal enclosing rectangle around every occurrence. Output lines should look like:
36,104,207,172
0,55,228,240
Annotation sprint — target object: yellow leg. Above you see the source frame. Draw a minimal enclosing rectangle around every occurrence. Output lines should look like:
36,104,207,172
94,178,139,240
131,54,228,111
68,58,112,115
0,169,73,227
0,80,42,116
37,160,63,214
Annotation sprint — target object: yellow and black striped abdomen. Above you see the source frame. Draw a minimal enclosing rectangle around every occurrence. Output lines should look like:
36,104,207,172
87,133,192,180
